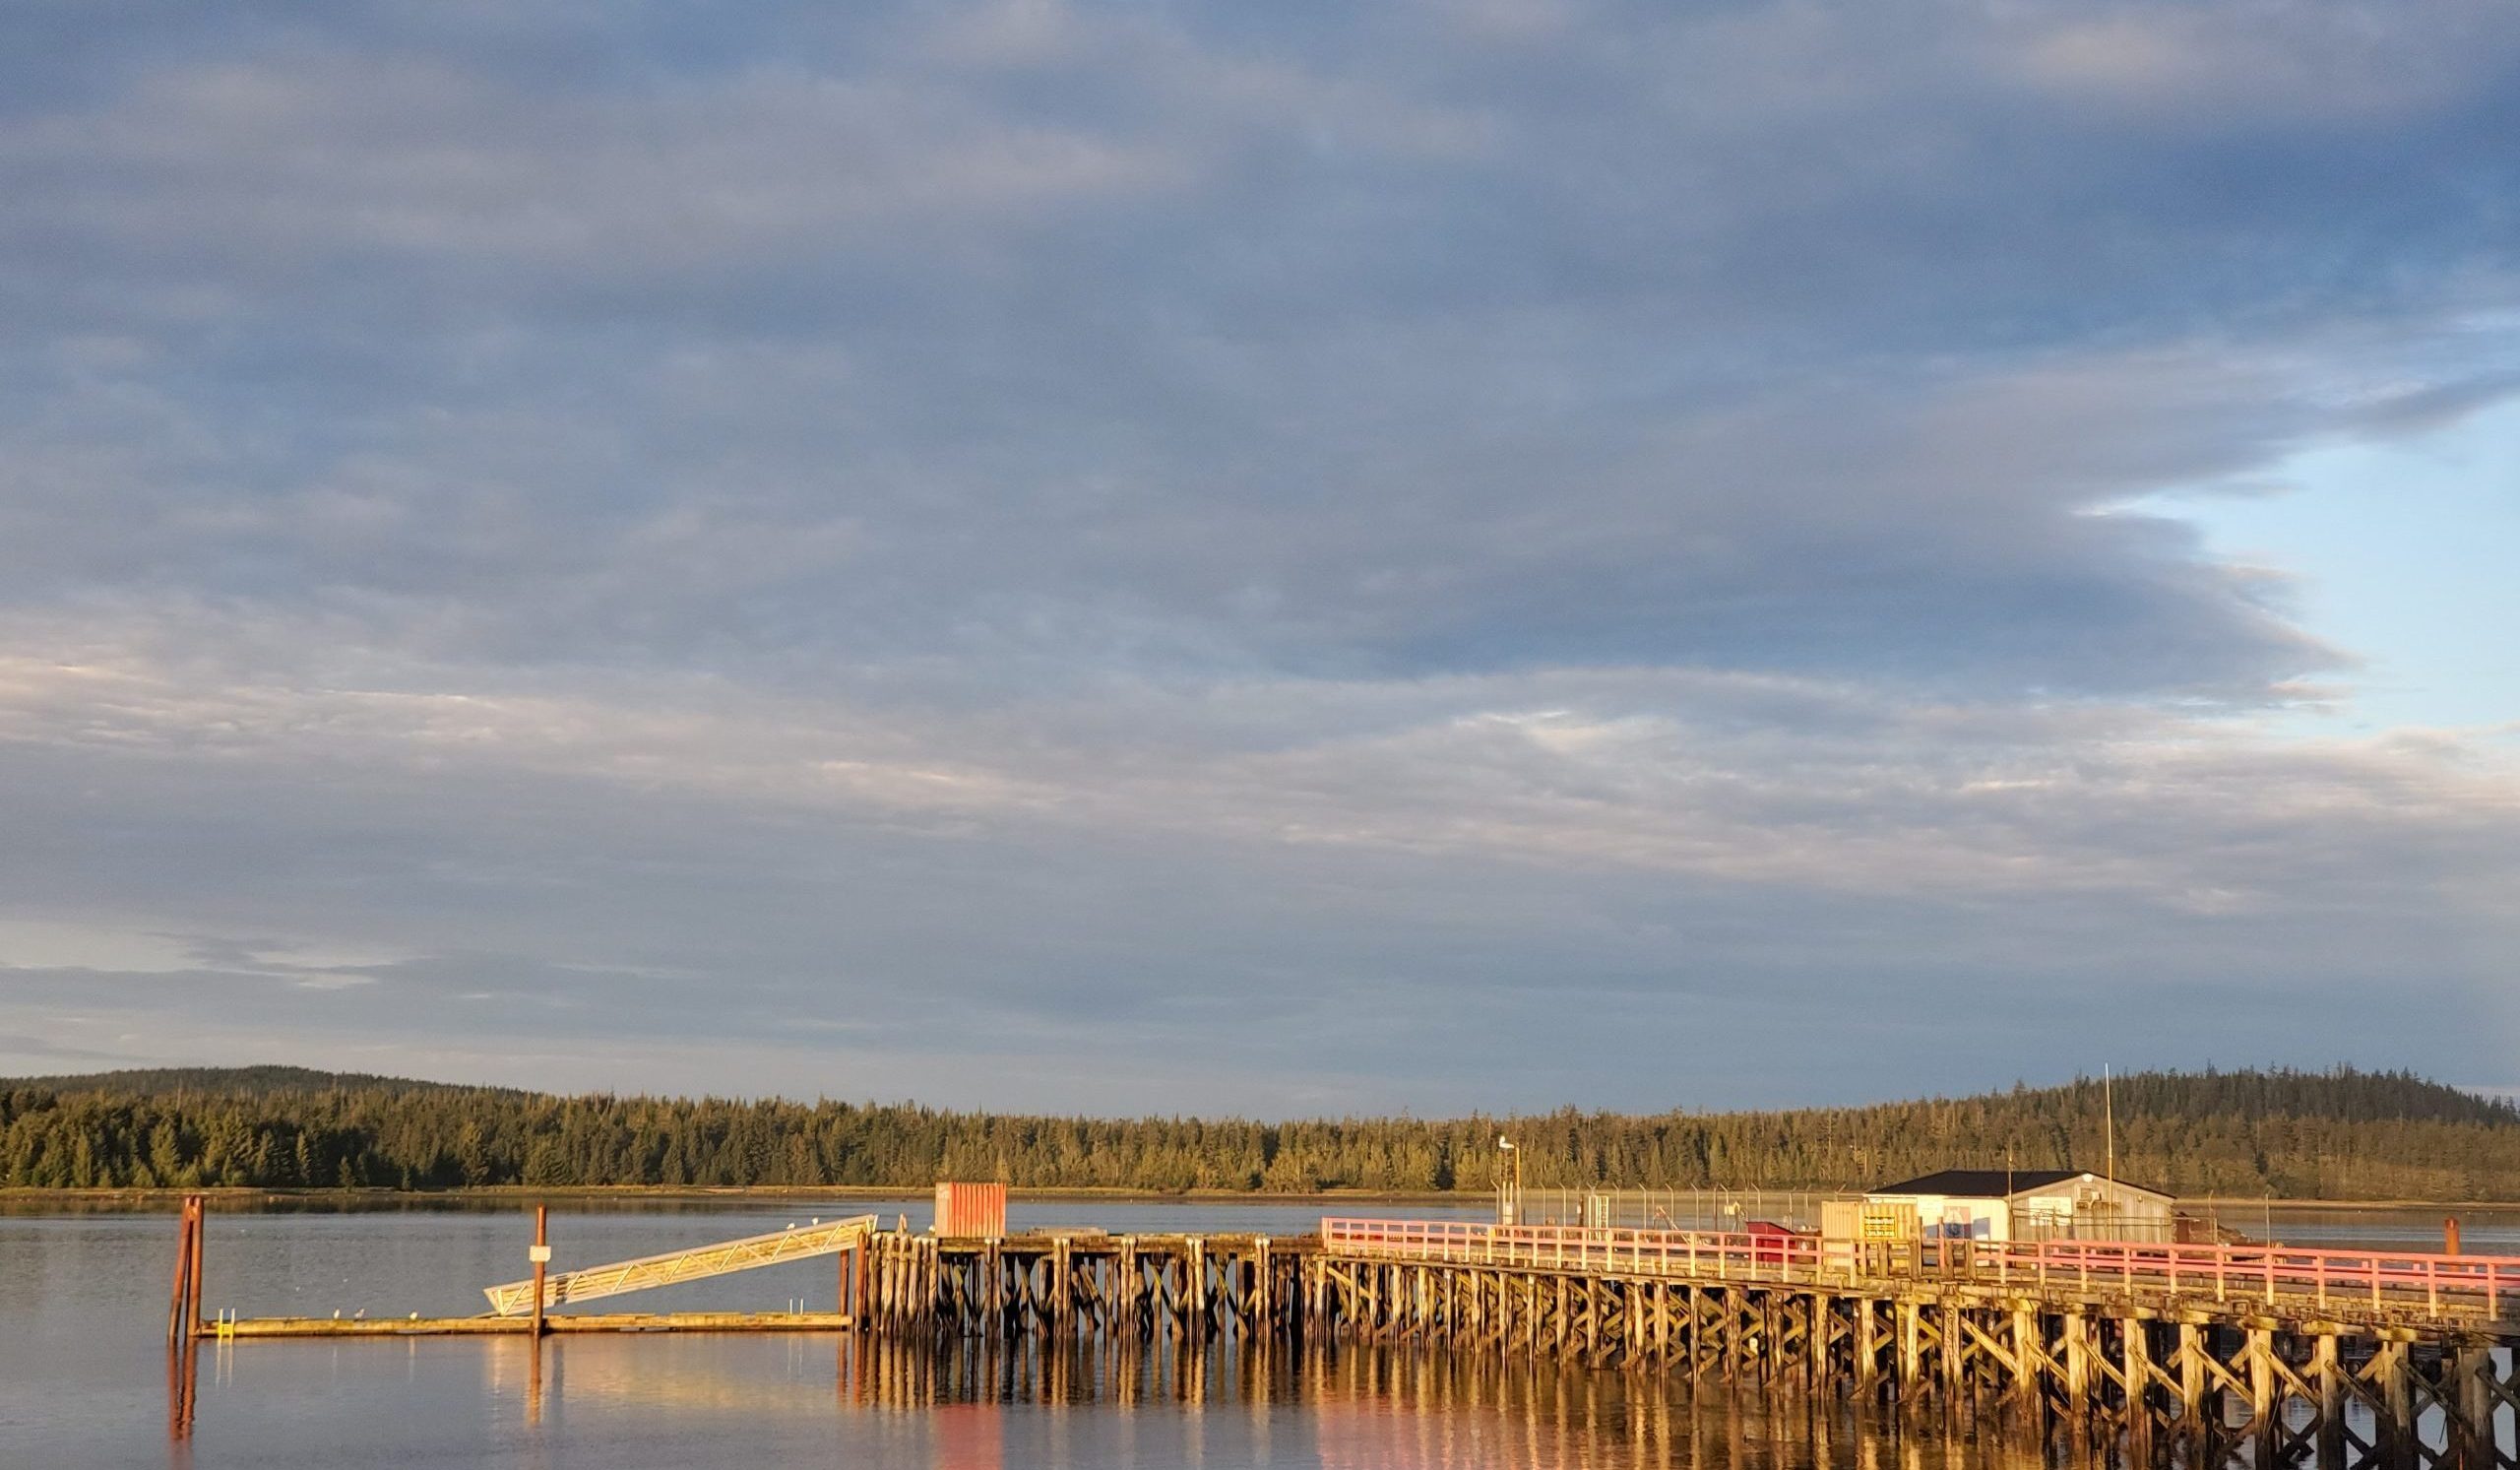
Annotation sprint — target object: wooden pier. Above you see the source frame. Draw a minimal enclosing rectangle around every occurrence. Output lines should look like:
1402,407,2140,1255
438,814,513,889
167,1199,2520,1466
857,1229,1311,1341
832,1218,2520,1466
1293,1219,2520,1470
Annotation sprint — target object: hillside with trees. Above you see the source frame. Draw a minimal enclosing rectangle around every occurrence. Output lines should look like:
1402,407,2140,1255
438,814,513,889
3,1065,2513,1199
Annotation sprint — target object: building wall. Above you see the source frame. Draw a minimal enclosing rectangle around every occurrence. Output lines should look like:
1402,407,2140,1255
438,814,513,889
1866,1176,2176,1243
1867,1193,2012,1241
2011,1179,2174,1241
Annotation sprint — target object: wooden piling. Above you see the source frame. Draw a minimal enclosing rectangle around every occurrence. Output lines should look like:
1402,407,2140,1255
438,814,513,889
185,1194,205,1333
2378,1338,2413,1463
2312,1332,2344,1467
2247,1327,2277,1465
2457,1340,2495,1470
2062,1311,2089,1418
2177,1321,2207,1438
2122,1319,2155,1462
166,1195,197,1348
530,1204,548,1339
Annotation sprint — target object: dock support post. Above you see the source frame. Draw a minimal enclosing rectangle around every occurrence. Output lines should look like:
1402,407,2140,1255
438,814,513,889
2122,1317,2155,1460
2456,1340,2495,1470
2063,1312,2089,1420
1941,1303,1963,1409
1186,1237,1207,1341
186,1194,206,1334
2312,1332,2344,1468
1898,1301,1921,1401
2377,1340,2413,1467
166,1196,198,1347
2246,1327,2276,1465
2178,1322,2207,1441
2013,1307,2042,1412
1120,1237,1139,1336
1051,1237,1071,1335
531,1205,548,1339
1857,1299,1878,1400
1255,1236,1272,1337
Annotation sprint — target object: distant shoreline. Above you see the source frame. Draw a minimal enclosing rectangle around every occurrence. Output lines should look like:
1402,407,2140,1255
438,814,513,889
0,1183,1473,1206
7,1184,2518,1210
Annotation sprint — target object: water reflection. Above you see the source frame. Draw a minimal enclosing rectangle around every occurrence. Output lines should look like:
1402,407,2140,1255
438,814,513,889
809,1333,2056,1470
149,1318,2403,1470
165,1335,196,1447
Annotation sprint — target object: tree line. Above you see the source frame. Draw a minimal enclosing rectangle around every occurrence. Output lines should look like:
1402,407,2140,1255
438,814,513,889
3,1064,2514,1198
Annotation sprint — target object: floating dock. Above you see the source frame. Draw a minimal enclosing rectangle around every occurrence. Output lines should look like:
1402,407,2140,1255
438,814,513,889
213,1311,856,1337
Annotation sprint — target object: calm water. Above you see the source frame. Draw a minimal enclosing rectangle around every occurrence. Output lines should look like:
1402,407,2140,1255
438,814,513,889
5,1199,2513,1469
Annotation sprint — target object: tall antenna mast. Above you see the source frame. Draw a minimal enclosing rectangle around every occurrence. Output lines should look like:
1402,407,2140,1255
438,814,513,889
2104,1064,2116,1182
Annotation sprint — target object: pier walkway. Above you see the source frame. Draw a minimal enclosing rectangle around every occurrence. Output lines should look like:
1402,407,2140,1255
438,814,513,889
1320,1218,2520,1330
1307,1218,2519,1469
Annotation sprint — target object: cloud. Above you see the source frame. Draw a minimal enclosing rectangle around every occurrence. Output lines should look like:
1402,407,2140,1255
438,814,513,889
0,614,2511,1107
0,0,2514,1106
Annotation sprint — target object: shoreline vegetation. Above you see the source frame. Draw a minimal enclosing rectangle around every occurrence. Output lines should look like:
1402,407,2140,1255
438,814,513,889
5,1183,2520,1211
6,1064,2516,1201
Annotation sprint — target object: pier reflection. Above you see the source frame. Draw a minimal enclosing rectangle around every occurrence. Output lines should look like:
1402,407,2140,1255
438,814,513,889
393,1328,2492,1470
826,1334,2061,1470
165,1325,2190,1470
165,1324,2100,1470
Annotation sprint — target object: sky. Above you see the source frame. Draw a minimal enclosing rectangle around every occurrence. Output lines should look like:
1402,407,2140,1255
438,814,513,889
0,0,2515,1114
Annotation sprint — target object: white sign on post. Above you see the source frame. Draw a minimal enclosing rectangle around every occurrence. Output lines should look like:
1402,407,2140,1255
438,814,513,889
529,1245,552,1263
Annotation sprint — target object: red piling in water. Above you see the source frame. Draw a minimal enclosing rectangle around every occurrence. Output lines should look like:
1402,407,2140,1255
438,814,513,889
166,1196,197,1347
166,1195,204,1444
187,1194,206,1332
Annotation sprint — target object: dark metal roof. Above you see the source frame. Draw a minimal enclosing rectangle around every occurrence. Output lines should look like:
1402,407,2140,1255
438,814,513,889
1868,1169,2170,1199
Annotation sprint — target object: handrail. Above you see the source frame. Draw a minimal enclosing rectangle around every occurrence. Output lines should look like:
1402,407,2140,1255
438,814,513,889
1318,1218,2518,1324
1321,1218,1827,1287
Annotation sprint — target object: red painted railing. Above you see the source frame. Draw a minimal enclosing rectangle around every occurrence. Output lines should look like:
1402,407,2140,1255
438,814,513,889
1320,1218,2519,1324
1322,1218,1826,1285
1969,1238,2518,1320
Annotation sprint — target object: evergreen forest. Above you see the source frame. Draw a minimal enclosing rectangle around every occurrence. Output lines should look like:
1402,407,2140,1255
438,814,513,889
3,1064,2514,1199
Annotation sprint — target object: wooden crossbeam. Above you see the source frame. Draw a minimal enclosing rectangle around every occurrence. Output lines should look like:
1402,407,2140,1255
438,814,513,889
1962,1316,2022,1377
481,1214,878,1316
2195,1339,2252,1400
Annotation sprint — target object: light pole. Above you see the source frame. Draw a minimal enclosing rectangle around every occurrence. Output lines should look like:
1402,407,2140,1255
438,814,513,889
1497,1135,1521,1226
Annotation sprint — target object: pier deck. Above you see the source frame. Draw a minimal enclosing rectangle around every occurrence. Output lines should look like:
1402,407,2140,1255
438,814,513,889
166,1200,2520,1467
1298,1219,2520,1469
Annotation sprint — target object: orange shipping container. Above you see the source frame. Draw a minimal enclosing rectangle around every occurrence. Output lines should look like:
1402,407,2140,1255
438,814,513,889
934,1182,1008,1238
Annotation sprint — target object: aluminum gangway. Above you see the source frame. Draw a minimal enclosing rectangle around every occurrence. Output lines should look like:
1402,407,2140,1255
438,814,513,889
481,1214,879,1316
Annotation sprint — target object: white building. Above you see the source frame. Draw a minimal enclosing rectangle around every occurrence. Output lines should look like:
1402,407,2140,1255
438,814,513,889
1864,1169,2175,1243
